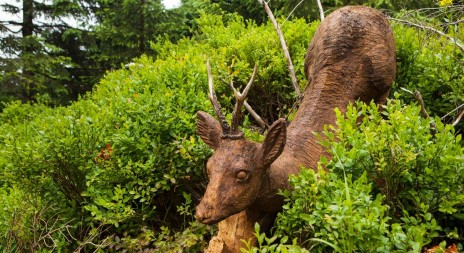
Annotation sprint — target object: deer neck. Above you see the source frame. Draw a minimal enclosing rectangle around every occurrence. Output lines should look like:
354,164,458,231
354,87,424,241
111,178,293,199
252,79,351,212
285,79,351,159
282,79,350,166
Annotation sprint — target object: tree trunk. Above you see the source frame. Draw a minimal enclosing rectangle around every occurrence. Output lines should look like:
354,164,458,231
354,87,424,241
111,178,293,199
21,0,35,101
22,0,33,37
139,0,145,54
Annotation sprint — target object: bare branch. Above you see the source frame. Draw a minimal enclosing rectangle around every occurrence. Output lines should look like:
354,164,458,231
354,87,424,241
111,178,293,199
441,103,464,120
389,17,464,52
244,102,267,129
73,224,112,253
316,0,325,21
448,19,464,26
281,0,305,27
413,90,437,134
259,0,301,98
400,87,414,95
402,88,438,134
414,90,431,119
452,109,464,127
406,88,464,128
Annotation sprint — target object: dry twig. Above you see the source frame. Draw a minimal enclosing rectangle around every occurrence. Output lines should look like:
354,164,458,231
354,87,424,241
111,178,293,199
281,0,305,27
258,0,301,98
73,223,112,253
452,109,464,127
316,0,325,20
441,103,464,120
388,17,464,52
413,90,438,134
401,88,438,134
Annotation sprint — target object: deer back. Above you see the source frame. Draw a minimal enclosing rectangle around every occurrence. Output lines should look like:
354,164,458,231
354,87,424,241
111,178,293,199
304,6,396,105
285,6,396,169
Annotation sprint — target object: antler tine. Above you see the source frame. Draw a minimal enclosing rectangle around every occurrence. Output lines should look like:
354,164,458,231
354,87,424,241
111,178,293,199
207,60,231,135
230,64,259,134
241,64,258,99
226,64,267,130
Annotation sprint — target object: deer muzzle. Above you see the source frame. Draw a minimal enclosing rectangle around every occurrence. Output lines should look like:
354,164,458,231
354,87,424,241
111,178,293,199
195,201,223,225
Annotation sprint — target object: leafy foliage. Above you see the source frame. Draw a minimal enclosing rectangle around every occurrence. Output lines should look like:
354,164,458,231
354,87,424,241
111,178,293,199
324,99,464,220
392,19,464,133
212,0,437,24
241,223,309,253
0,13,314,251
0,47,216,251
0,5,463,251
266,99,463,252
152,12,315,123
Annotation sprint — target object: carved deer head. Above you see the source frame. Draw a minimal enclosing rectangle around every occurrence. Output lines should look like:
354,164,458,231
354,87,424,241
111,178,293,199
195,62,287,224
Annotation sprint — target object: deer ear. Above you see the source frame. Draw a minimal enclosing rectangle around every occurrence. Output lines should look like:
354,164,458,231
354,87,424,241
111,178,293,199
257,118,287,169
197,111,222,149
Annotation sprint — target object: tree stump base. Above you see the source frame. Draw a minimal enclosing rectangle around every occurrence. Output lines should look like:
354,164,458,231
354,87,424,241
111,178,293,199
205,210,261,253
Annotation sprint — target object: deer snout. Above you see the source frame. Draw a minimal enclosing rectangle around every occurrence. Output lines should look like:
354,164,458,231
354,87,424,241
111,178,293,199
195,201,218,225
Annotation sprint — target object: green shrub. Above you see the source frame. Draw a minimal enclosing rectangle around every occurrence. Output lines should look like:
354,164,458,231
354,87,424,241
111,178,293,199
392,21,464,132
0,13,315,251
0,54,215,250
323,98,464,224
276,169,393,252
152,14,316,123
242,223,309,253
270,99,463,252
0,9,462,251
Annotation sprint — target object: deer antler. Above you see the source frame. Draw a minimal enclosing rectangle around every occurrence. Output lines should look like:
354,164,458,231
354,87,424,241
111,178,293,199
207,60,231,137
207,61,263,139
229,64,258,135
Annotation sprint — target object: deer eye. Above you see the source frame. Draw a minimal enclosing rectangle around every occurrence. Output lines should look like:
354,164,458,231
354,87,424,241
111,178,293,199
236,170,249,180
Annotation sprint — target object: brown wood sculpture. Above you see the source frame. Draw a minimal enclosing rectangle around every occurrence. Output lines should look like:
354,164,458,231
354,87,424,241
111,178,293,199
196,6,397,253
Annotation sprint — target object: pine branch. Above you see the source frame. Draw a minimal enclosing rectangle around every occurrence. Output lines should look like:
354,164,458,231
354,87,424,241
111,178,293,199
0,22,22,34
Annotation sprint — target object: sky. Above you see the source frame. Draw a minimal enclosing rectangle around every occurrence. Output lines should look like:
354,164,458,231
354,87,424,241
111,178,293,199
163,0,181,9
0,0,182,36
0,0,182,26
0,0,182,58
0,0,181,9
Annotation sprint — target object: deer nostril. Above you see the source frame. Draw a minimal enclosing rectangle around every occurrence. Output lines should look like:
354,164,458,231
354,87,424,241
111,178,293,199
195,205,206,221
196,201,215,223
195,212,204,222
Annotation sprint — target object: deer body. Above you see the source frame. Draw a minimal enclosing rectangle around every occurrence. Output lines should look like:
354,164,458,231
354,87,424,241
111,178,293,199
258,5,397,210
196,4,396,241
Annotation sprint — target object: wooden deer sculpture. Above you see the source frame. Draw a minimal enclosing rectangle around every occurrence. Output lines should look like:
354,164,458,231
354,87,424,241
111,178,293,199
196,6,396,252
